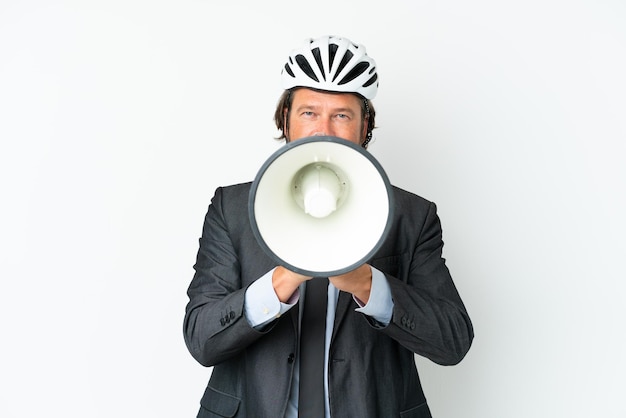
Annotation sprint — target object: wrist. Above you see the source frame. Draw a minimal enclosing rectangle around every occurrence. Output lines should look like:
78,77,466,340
352,279,372,305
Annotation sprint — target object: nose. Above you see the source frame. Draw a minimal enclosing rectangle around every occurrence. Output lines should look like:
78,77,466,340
312,118,333,137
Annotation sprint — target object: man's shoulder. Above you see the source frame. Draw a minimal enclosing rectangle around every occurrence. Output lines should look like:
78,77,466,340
206,182,253,215
391,185,434,209
219,181,253,193
213,181,253,200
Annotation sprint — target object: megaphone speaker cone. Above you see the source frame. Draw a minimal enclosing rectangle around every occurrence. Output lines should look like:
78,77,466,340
249,136,394,277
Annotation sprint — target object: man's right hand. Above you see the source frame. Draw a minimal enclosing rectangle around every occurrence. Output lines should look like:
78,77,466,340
272,266,311,303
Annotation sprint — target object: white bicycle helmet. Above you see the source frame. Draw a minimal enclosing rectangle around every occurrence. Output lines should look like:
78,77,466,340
281,35,379,100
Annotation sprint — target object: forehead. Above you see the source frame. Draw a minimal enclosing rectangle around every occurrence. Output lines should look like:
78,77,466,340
291,88,362,110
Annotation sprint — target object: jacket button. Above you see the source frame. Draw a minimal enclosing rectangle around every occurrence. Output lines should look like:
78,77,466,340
287,353,295,364
220,318,226,326
229,310,236,320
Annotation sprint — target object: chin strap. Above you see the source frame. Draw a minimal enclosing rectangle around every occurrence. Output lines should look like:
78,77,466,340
362,99,372,149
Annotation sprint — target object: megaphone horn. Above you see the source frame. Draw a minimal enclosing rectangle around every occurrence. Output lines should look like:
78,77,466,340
249,136,394,277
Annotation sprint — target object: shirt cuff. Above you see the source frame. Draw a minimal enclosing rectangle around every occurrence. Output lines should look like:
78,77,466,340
354,266,393,326
244,268,299,328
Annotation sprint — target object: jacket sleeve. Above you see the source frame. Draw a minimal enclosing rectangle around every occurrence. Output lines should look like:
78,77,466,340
376,200,474,366
183,187,271,367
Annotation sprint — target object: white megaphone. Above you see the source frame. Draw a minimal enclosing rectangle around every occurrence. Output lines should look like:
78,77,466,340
249,136,394,277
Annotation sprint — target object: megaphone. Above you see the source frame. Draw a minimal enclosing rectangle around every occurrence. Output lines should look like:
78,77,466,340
249,136,394,277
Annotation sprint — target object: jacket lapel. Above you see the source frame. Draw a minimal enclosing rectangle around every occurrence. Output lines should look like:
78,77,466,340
331,291,354,343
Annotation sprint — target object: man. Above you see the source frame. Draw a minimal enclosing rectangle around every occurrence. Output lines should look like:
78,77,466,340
184,35,473,418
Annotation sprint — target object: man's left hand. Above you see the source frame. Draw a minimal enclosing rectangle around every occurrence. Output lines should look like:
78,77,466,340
329,264,373,304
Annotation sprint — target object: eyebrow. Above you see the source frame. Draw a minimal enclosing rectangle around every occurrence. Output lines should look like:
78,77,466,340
294,104,357,116
333,107,357,115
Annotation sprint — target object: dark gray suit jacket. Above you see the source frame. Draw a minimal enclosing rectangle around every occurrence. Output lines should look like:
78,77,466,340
184,182,473,418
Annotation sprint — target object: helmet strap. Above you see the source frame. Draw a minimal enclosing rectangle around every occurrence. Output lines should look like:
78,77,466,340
362,99,372,149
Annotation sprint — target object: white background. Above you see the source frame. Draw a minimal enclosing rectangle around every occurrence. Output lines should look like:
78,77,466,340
1,1,625,417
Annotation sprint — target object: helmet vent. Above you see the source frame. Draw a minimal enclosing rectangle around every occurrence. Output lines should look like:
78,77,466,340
311,47,326,81
333,50,354,82
284,64,295,78
363,73,378,88
339,62,369,85
295,54,319,82
328,44,338,70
